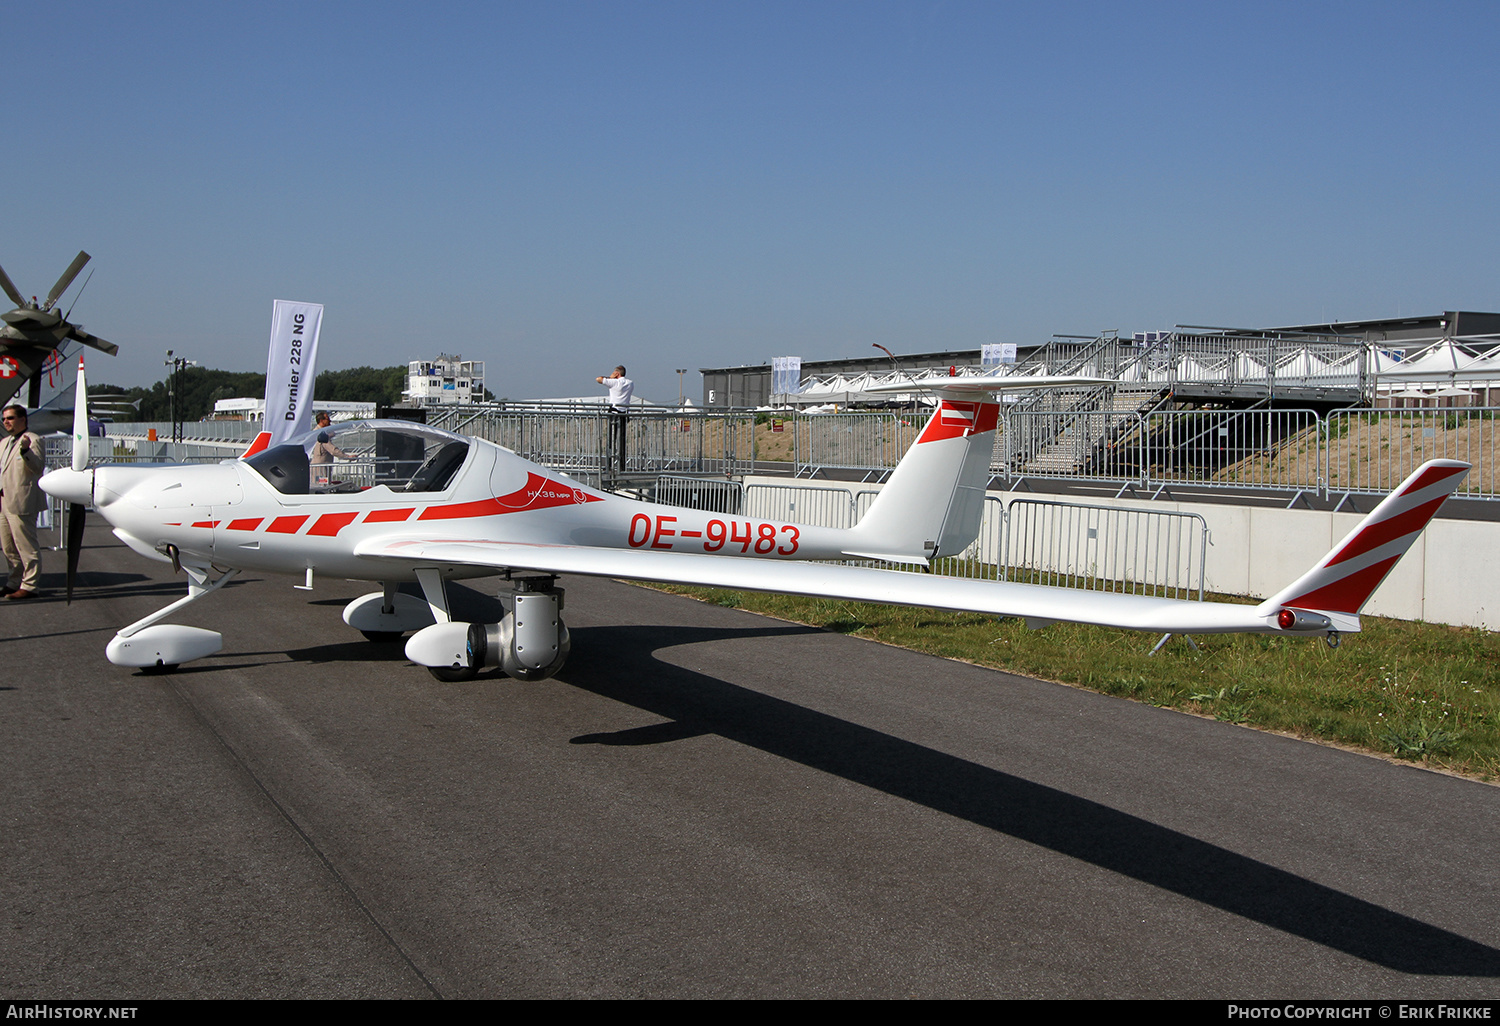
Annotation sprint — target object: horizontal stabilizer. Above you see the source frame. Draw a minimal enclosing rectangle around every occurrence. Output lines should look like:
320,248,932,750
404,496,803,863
863,374,1110,397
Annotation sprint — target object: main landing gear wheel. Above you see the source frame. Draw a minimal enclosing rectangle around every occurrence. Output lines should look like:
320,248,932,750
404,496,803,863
139,663,180,675
428,665,478,683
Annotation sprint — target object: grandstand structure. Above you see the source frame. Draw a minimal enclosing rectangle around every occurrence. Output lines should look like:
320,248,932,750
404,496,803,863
700,311,1500,487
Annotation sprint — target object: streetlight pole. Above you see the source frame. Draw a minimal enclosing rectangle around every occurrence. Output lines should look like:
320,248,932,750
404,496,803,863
165,350,196,444
165,350,175,444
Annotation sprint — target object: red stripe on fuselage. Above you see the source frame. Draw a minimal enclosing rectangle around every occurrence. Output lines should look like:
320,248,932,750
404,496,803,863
308,512,358,537
266,516,309,534
363,507,415,523
419,472,601,521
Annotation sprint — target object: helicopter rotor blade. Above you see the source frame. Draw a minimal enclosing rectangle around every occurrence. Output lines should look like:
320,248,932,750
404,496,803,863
44,251,91,311
0,262,25,308
68,325,119,357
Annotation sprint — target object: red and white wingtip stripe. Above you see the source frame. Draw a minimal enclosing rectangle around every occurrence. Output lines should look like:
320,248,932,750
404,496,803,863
1259,459,1469,618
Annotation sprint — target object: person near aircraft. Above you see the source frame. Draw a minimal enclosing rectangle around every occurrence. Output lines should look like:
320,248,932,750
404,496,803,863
0,405,46,599
596,365,633,472
310,425,356,491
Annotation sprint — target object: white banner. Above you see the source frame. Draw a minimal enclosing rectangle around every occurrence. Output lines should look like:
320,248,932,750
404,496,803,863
771,356,803,396
981,343,1016,367
262,299,324,449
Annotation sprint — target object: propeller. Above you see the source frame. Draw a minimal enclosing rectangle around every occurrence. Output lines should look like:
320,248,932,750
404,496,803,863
45,251,91,311
66,355,89,604
0,262,23,308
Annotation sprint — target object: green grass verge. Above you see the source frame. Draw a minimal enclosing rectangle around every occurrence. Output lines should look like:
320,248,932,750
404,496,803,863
649,584,1500,782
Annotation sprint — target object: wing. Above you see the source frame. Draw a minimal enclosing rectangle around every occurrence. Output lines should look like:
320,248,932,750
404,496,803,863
353,536,1274,634
354,457,1470,639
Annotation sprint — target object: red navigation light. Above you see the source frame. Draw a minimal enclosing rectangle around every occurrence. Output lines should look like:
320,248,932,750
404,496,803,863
1277,609,1296,630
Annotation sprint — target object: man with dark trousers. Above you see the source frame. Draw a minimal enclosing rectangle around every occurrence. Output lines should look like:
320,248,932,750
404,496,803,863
596,365,634,473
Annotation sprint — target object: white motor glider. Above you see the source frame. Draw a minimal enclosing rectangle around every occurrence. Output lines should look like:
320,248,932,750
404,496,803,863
41,362,1468,678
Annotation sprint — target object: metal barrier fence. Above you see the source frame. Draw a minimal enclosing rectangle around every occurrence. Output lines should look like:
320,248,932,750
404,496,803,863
91,404,1500,501
106,420,263,443
1003,500,1207,600
993,407,1498,499
744,483,1204,598
655,475,745,514
1324,409,1497,498
1143,408,1323,491
795,413,922,473
428,405,759,478
744,482,861,528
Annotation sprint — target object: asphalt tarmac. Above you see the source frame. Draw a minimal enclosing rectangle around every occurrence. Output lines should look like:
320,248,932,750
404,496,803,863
2,526,1498,999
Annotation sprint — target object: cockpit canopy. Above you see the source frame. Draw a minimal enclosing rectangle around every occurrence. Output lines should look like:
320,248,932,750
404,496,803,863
244,419,472,495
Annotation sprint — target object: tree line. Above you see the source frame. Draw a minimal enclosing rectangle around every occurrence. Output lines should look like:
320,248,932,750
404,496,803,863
94,365,417,421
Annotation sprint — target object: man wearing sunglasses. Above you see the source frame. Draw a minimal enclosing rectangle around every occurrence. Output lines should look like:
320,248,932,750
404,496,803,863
1,405,46,599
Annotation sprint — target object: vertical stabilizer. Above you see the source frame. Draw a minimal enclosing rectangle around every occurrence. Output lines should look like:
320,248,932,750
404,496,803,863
843,398,999,562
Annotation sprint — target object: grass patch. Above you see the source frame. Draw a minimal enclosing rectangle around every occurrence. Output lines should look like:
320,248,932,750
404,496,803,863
650,584,1500,781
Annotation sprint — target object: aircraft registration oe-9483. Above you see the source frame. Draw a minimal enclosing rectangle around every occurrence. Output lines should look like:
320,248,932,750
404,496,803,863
41,359,1470,679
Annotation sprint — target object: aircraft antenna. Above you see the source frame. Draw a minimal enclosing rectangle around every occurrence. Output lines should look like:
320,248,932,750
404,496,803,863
63,268,95,321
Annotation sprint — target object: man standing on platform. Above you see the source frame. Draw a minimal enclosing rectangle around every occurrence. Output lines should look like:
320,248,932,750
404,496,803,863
596,365,633,472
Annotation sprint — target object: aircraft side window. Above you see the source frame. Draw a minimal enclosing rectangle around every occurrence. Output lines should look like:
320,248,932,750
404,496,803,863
403,441,470,493
245,444,311,495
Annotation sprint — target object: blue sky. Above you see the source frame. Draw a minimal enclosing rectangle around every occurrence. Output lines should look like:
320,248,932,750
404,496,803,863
7,1,1497,402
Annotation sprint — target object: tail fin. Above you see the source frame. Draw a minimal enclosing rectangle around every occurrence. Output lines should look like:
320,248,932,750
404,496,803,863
843,398,1000,562
841,375,1110,563
241,431,273,458
1256,459,1469,624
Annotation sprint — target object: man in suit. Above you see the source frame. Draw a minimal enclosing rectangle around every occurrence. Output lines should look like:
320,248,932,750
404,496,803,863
1,405,46,599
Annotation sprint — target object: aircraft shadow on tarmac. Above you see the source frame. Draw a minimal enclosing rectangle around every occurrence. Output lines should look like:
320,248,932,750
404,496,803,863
37,569,255,604
553,621,1500,978
64,568,1500,975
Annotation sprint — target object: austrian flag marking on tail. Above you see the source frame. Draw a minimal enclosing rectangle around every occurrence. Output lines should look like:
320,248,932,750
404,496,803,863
918,400,1000,444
